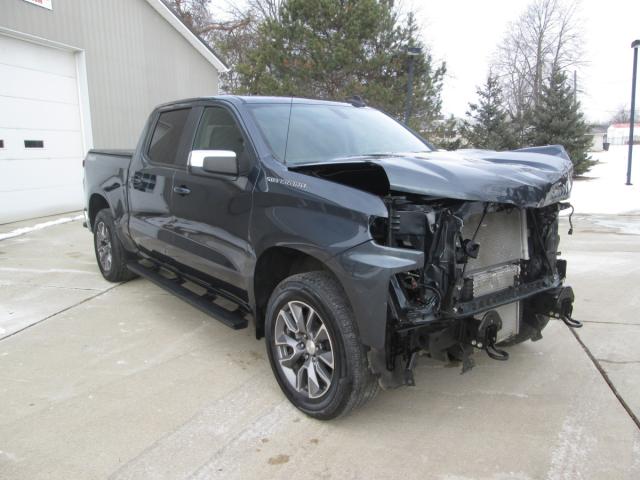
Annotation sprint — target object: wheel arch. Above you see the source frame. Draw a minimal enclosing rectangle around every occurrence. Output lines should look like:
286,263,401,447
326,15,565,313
252,246,347,339
88,193,110,231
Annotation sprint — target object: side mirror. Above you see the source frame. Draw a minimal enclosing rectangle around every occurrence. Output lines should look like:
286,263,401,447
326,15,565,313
188,150,238,176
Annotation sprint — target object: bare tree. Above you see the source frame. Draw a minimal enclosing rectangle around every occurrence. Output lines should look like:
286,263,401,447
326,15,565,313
164,0,250,35
206,0,287,92
493,0,584,139
163,0,257,92
245,0,283,21
610,105,639,124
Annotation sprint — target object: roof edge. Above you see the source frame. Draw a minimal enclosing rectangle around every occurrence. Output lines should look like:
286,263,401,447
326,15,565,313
144,0,229,73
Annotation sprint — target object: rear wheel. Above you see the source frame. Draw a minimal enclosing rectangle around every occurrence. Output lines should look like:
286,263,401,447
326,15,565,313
265,271,379,420
93,209,137,282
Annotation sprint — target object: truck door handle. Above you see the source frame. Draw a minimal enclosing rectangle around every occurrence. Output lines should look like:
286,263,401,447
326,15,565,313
173,185,191,196
132,172,143,186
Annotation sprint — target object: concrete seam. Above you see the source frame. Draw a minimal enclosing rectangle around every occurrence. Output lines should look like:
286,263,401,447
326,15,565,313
597,358,640,365
109,371,266,479
0,283,121,342
550,318,640,327
569,326,640,431
580,320,640,327
0,282,103,292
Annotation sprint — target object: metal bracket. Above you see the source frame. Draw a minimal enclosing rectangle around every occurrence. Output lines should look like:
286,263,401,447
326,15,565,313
403,352,418,386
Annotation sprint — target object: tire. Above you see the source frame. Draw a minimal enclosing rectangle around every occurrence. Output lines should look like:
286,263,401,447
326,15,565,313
265,271,379,420
93,209,137,282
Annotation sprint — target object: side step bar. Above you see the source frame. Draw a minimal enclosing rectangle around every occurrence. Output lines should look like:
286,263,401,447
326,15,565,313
127,262,248,330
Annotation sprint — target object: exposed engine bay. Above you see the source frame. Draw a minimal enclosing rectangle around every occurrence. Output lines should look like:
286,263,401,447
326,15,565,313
368,195,577,387
291,147,578,388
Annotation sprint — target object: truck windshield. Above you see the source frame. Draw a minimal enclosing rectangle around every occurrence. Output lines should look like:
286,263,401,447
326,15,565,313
248,103,431,165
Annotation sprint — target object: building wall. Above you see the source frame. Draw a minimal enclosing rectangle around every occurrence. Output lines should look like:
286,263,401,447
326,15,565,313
589,132,605,152
607,124,640,146
1,0,220,148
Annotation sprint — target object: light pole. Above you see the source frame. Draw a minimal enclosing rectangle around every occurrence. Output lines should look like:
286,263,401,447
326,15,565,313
626,39,640,185
404,46,422,125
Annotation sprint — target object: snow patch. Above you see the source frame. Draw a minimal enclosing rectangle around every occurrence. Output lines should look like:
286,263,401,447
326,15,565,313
0,267,93,275
568,145,640,215
0,214,83,241
0,450,18,462
581,216,640,235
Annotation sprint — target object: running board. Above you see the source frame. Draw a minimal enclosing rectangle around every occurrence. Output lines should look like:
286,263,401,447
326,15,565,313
127,262,248,330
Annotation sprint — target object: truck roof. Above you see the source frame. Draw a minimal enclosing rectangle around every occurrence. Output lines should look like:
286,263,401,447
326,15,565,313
156,95,354,109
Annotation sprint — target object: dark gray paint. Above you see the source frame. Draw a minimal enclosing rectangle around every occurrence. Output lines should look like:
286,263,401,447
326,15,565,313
292,147,573,209
84,95,575,349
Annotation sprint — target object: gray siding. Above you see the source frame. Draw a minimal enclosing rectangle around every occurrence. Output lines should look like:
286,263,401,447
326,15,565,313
1,0,220,148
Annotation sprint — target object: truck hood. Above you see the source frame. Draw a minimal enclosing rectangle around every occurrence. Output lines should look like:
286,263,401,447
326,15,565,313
291,145,573,208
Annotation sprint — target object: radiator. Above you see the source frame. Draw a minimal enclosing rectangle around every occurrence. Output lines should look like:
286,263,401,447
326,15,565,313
461,208,528,343
462,208,529,276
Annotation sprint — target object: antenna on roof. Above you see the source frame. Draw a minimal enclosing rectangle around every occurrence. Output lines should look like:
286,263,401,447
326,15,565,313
346,95,366,107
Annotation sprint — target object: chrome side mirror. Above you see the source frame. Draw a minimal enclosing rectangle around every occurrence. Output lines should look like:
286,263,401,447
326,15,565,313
188,150,238,176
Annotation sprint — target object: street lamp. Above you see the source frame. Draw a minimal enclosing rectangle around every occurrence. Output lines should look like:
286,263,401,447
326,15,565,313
626,39,640,185
404,46,422,125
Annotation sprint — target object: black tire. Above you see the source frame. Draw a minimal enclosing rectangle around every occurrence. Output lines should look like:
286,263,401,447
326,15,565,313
265,271,379,420
93,209,137,282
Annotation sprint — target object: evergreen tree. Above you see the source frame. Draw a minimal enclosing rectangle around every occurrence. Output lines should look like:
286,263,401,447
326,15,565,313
530,69,595,175
235,0,446,125
430,115,464,151
462,74,517,150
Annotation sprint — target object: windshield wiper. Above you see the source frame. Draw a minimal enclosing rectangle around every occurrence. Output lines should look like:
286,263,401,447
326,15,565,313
341,152,399,158
341,151,431,159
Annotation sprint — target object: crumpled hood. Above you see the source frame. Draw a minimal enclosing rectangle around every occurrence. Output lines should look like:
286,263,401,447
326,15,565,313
293,145,574,208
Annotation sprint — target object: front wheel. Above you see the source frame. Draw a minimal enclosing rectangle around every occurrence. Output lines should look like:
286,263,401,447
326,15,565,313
265,271,379,420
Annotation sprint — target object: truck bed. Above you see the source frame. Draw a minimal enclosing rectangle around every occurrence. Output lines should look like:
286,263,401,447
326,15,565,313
88,149,134,158
83,149,134,230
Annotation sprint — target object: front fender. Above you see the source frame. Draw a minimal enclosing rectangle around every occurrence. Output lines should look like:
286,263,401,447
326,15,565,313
327,241,424,349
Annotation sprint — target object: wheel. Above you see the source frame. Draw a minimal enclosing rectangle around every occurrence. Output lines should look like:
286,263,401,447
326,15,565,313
265,271,379,420
93,209,137,282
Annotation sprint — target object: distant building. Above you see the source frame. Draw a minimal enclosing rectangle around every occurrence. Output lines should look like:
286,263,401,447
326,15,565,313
587,125,608,152
1,0,227,223
607,123,640,146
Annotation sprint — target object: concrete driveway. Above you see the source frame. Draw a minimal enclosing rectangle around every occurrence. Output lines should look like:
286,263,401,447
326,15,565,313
1,214,639,479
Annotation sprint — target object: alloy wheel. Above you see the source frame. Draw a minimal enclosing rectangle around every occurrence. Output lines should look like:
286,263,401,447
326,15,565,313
273,301,335,399
96,221,113,273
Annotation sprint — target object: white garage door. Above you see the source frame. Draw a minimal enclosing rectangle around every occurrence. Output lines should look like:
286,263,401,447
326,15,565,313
0,35,86,224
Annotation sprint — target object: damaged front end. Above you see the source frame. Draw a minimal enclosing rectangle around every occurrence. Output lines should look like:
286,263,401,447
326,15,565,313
368,196,577,388
293,146,578,388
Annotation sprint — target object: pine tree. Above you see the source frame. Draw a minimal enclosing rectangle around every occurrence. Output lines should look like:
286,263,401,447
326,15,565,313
462,74,517,151
235,0,446,125
530,69,595,175
430,115,464,151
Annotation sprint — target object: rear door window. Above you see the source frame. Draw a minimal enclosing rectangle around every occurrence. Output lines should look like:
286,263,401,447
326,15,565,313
148,108,190,165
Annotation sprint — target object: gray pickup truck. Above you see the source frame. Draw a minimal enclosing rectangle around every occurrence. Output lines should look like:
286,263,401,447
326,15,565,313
83,96,578,419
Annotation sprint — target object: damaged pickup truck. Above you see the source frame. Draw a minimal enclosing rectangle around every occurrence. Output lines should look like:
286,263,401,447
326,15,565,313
83,96,578,419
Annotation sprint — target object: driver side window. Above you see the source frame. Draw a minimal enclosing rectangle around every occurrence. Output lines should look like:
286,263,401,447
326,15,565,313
194,106,250,173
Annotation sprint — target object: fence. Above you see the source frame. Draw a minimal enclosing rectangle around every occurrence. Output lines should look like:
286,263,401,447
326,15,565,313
607,135,640,145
